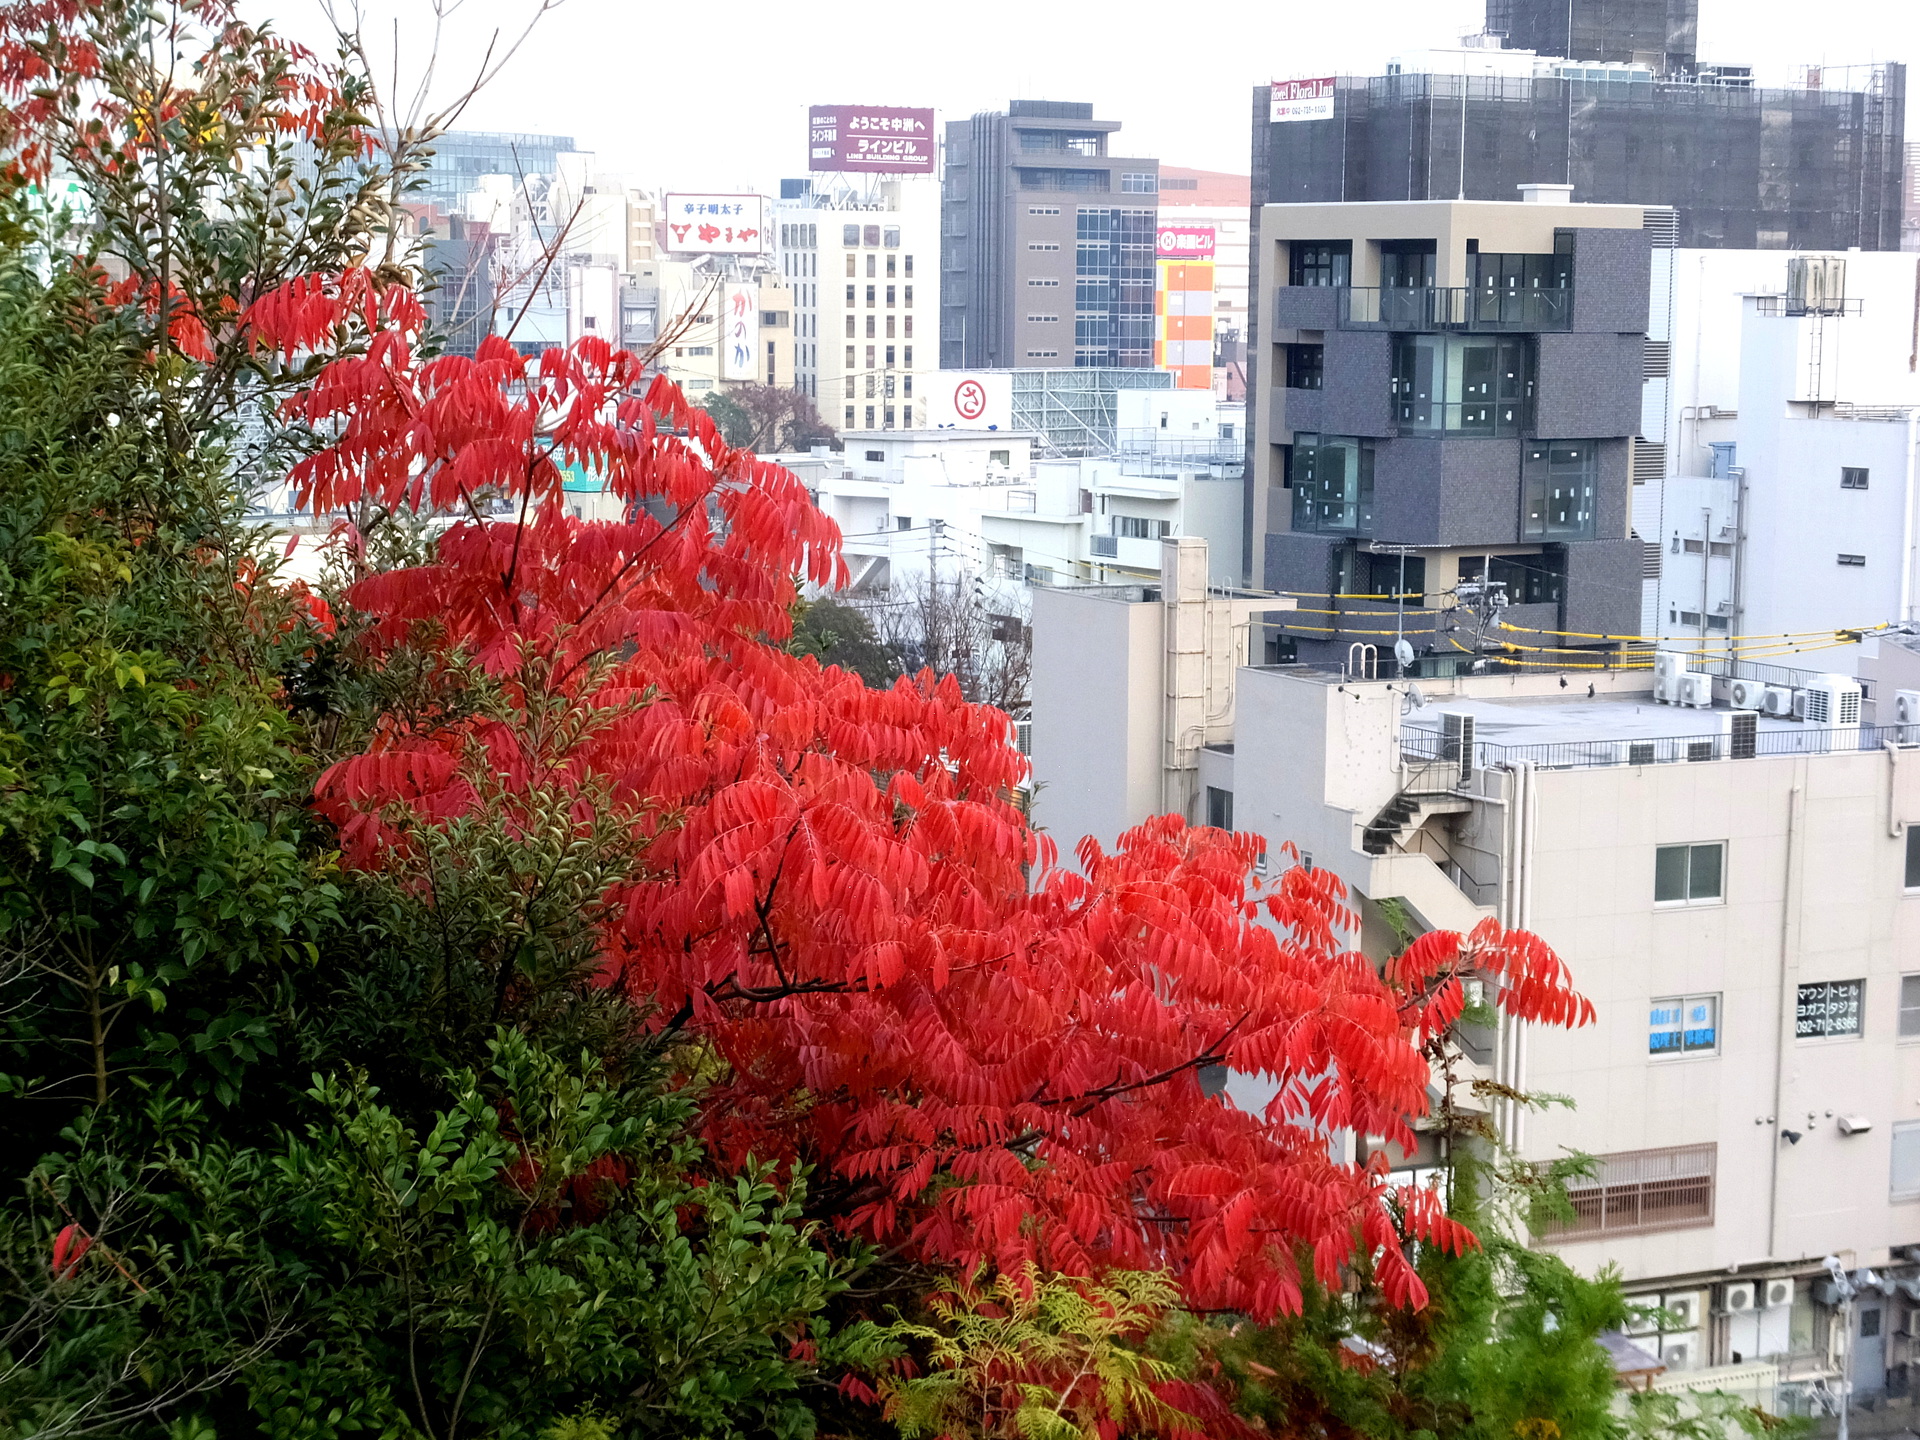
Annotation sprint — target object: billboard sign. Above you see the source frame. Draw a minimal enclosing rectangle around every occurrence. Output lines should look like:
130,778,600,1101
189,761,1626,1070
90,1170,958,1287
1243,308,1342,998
1156,224,1217,260
1270,77,1336,123
925,370,1013,431
663,193,767,254
721,283,760,381
809,105,937,173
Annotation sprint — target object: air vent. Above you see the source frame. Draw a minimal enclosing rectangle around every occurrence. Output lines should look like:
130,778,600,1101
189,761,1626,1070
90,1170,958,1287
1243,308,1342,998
1090,535,1118,558
1644,339,1672,378
1642,207,1679,247
1686,740,1715,763
1627,741,1657,766
1441,712,1476,786
1727,710,1758,760
1642,540,1662,579
1631,439,1668,486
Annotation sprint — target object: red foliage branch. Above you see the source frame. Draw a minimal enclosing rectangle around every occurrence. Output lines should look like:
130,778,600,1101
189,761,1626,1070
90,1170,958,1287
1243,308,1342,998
279,278,1591,1317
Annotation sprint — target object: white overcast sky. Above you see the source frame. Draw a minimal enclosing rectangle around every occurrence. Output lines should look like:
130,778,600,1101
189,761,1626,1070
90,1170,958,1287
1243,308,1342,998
261,0,1917,191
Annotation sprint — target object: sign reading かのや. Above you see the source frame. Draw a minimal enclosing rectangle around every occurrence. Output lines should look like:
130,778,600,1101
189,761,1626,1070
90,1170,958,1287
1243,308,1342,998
809,106,937,173
720,283,760,381
1270,78,1336,123
664,194,768,254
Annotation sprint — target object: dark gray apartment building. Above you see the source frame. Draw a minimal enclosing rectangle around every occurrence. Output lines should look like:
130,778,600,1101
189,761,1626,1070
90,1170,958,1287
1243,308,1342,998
940,101,1159,370
1252,0,1904,252
1248,196,1655,668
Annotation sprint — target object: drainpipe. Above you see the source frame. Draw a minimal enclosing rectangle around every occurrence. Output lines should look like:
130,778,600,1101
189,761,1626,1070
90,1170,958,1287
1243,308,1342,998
1767,781,1806,1261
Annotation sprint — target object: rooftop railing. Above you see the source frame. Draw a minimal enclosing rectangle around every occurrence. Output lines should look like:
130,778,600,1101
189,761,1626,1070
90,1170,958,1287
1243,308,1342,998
1401,722,1913,773
1339,285,1573,332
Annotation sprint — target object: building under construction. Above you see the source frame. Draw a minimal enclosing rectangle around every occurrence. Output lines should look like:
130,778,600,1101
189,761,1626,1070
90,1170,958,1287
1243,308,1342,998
1253,0,1905,252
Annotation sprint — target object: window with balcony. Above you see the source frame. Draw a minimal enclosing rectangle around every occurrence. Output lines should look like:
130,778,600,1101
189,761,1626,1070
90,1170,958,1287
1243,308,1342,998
1470,242,1573,326
1538,1143,1716,1240
1288,241,1350,288
1285,343,1324,390
1392,335,1535,436
1378,240,1436,289
1522,441,1599,540
1288,434,1373,536
1459,552,1563,606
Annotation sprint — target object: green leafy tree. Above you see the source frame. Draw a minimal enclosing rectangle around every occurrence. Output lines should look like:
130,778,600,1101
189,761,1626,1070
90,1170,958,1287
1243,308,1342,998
789,598,902,689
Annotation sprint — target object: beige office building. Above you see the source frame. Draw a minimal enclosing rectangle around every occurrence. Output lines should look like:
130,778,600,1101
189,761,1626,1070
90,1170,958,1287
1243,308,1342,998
1034,538,1920,1411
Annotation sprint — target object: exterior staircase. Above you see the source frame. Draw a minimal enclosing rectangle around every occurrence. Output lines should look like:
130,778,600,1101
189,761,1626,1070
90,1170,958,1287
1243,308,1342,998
1361,789,1471,855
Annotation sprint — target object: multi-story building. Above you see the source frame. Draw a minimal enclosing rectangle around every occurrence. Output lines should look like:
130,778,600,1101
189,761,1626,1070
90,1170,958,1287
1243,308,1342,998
1157,167,1253,397
1249,192,1655,667
1032,537,1920,1410
412,130,578,213
1252,0,1905,253
1642,251,1920,669
774,177,938,430
1905,143,1920,253
941,101,1160,372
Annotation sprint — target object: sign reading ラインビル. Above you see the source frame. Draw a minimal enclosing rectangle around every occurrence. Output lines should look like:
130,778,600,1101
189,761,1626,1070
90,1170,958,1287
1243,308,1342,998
809,106,937,173
1270,78,1336,123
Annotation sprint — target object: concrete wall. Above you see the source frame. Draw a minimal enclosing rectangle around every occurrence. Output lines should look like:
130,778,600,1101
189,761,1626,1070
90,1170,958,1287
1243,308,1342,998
1521,750,1920,1284
1569,226,1653,333
1028,587,1164,856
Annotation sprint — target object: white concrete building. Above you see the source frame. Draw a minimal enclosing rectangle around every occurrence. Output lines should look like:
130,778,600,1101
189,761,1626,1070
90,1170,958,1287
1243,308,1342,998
1034,552,1920,1410
1638,250,1920,675
774,177,940,430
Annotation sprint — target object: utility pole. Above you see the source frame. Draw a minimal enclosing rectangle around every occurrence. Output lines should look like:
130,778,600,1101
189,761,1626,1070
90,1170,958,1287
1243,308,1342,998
1824,1256,1864,1440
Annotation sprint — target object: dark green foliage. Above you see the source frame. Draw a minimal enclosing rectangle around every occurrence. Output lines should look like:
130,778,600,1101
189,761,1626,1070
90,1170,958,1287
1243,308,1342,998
701,391,755,449
789,599,902,690
0,208,877,1438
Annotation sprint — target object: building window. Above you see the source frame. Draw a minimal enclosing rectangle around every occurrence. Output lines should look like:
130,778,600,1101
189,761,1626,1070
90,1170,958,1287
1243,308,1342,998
842,224,859,246
1289,434,1373,536
1900,975,1920,1038
1206,787,1234,830
1649,995,1720,1056
844,406,854,426
1522,441,1598,540
865,405,875,427
1027,277,1061,288
1120,172,1157,193
1796,979,1865,1039
866,316,875,338
1115,516,1170,539
903,345,913,366
844,345,855,369
904,255,913,277
1839,553,1867,566
846,284,855,305
1842,467,1870,489
904,319,914,339
862,225,880,247
886,254,896,278
1027,206,1062,216
1024,349,1060,359
1655,842,1723,905
885,285,895,307
1285,343,1324,390
1894,1122,1920,1200
863,449,885,462
1458,553,1560,607
1288,241,1351,288
1539,1144,1716,1240
1394,335,1537,438
1028,242,1061,251
844,316,854,339
883,226,900,247
903,285,913,307
1027,314,1060,323
885,345,895,366
1907,826,1920,889
865,285,876,307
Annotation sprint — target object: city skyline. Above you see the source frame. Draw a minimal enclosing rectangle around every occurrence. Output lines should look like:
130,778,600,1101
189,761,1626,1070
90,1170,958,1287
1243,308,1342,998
263,0,1918,191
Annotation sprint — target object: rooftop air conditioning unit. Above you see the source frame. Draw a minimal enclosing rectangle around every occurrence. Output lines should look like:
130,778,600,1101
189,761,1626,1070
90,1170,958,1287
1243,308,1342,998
1618,740,1660,766
1728,677,1768,710
1722,709,1758,760
1722,1281,1757,1315
1893,689,1920,736
1660,1335,1695,1370
1678,673,1713,709
1441,711,1476,786
1664,1292,1702,1330
1799,674,1863,730
1653,650,1688,704
1758,686,1795,717
1763,1278,1794,1309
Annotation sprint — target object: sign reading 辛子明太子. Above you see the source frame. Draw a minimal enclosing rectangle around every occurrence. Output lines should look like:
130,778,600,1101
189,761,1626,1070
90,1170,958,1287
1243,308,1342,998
1270,78,1336,123
664,194,767,255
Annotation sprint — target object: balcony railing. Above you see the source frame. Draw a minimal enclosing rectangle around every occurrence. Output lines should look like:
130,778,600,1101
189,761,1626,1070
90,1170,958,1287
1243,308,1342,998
1402,721,1910,773
1339,285,1573,332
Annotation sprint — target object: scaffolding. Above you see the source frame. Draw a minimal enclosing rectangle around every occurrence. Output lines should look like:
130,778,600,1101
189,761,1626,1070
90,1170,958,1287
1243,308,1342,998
1008,368,1173,458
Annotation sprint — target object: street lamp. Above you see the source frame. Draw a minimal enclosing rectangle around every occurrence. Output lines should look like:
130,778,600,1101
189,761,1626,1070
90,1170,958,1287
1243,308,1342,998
1823,1256,1873,1440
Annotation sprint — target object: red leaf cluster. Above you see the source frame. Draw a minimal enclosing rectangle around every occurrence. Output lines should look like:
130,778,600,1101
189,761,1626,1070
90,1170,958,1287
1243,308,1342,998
294,316,1591,1318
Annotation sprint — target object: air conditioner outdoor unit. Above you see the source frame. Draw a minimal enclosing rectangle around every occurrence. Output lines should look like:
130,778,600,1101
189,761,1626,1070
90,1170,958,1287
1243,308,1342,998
1759,686,1796,717
1894,689,1920,731
1722,709,1758,760
1728,677,1768,710
1763,1278,1794,1309
1441,711,1476,785
1653,650,1688,704
1678,673,1713,709
1618,740,1660,766
1722,1281,1757,1315
1664,1292,1702,1330
1800,674,1863,730
1660,1336,1695,1370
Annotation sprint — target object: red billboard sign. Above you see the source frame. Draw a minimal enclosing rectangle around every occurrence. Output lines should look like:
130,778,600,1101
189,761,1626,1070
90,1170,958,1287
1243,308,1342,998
809,105,937,173
1156,224,1217,260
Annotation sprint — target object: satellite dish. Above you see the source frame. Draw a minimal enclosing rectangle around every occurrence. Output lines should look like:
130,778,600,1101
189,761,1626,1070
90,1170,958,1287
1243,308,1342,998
1406,683,1428,710
1394,638,1415,670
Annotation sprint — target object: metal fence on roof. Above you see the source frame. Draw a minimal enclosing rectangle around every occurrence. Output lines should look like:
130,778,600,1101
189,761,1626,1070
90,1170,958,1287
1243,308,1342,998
1401,722,1915,773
